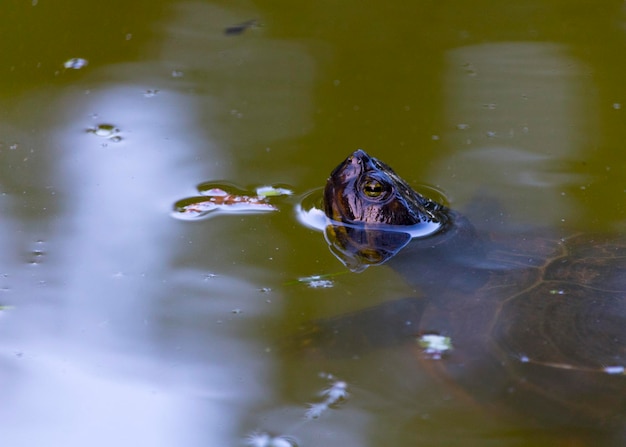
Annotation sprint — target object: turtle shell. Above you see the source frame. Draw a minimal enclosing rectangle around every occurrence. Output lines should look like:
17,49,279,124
408,231,626,427
302,150,626,430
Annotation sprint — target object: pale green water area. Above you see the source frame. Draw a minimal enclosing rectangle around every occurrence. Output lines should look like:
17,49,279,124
2,1,626,446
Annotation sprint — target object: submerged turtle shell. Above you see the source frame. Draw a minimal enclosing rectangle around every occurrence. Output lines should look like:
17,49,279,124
305,149,626,429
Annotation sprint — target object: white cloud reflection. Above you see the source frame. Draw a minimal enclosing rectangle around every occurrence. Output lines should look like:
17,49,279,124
0,2,316,446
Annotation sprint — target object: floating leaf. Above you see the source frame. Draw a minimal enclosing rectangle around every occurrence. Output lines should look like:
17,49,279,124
172,183,285,220
255,185,293,197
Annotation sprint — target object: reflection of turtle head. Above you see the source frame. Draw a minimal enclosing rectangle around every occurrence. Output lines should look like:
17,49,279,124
323,149,449,270
323,223,412,272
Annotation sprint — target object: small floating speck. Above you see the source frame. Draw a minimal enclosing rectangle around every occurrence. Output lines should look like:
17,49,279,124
305,402,328,420
27,240,46,265
64,57,88,70
297,275,335,288
87,124,122,141
143,89,159,98
462,63,477,76
612,103,621,110
418,334,453,359
224,19,258,36
171,70,184,78
456,123,470,130
604,365,625,375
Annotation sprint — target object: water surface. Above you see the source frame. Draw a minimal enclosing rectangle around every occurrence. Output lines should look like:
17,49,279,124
1,1,626,446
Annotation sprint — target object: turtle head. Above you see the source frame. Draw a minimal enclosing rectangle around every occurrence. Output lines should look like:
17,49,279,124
324,149,446,226
322,150,450,271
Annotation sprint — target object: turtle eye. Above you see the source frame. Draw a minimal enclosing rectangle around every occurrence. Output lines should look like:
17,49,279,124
361,177,387,199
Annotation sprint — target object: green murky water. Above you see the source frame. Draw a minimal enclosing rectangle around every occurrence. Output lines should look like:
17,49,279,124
1,1,625,446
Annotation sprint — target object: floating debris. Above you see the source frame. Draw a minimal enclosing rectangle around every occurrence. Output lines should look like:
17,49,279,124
418,334,453,360
27,240,46,265
304,402,328,420
549,289,565,295
224,19,258,36
256,185,293,198
297,275,334,289
319,378,349,403
143,89,159,98
86,124,122,142
604,366,625,375
286,272,348,288
63,57,88,70
306,279,334,289
173,189,276,220
173,183,292,220
304,373,349,420
516,353,626,376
